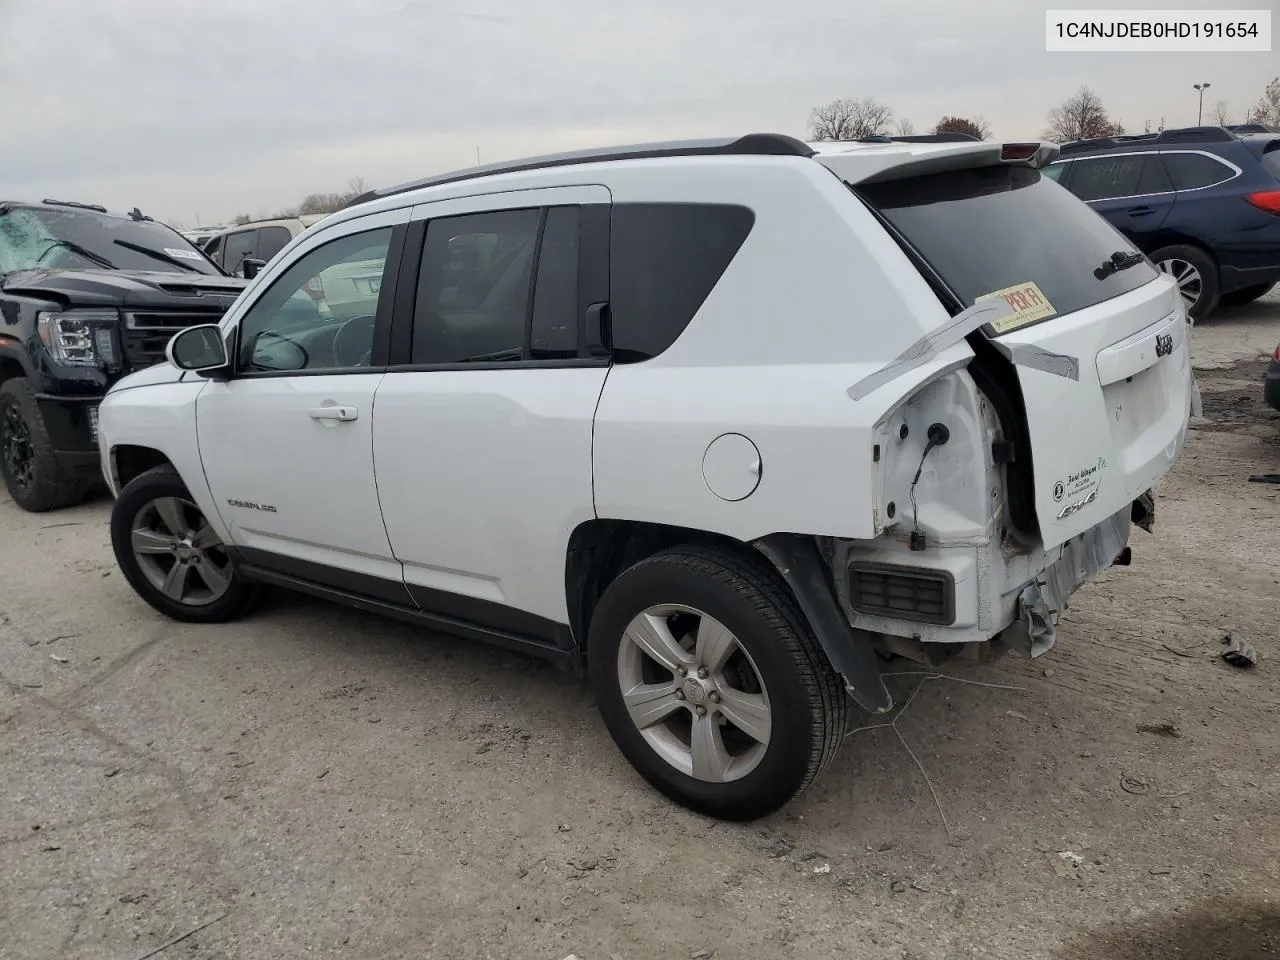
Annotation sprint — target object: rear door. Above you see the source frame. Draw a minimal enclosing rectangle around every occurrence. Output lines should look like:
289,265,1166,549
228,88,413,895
855,161,1190,549
1063,152,1175,243
371,185,611,631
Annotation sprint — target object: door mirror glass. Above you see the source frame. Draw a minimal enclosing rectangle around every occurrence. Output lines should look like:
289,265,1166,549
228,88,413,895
239,257,267,280
167,324,228,371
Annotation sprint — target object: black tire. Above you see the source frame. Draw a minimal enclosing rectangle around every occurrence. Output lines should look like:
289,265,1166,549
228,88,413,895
1150,244,1220,321
1219,283,1275,308
0,378,85,512
588,545,847,820
110,465,257,623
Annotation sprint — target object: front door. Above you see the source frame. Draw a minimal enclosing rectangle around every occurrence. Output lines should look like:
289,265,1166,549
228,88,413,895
197,210,410,600
372,186,611,634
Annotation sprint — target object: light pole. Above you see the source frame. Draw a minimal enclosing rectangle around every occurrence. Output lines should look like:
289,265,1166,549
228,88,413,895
1193,82,1211,125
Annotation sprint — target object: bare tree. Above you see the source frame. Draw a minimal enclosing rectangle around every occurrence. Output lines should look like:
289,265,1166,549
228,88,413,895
1245,76,1279,125
895,118,916,136
808,97,894,141
1042,86,1117,142
1213,100,1232,125
933,115,991,140
348,176,369,196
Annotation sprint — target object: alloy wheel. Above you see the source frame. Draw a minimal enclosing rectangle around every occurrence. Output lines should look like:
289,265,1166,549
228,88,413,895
1157,257,1203,313
1,402,35,492
130,497,233,606
616,604,772,783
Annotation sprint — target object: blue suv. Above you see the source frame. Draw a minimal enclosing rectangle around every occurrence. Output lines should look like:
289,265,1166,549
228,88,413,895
1046,126,1280,319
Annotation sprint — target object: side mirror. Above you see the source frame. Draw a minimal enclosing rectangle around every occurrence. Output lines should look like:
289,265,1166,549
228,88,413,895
166,324,229,376
239,257,267,280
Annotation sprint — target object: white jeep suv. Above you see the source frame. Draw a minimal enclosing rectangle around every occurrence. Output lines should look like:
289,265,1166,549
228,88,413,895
97,133,1192,819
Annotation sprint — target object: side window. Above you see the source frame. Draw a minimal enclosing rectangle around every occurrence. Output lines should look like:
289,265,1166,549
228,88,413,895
221,229,258,275
256,226,293,262
609,203,755,362
236,226,393,373
530,206,581,359
411,209,541,364
203,234,223,263
1163,152,1237,191
1066,155,1148,201
1042,162,1069,183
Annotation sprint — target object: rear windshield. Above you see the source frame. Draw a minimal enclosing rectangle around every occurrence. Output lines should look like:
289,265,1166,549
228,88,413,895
1260,140,1280,180
856,166,1158,329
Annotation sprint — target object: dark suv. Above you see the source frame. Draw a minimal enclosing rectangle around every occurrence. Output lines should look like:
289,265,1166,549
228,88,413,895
0,200,247,511
1046,126,1280,319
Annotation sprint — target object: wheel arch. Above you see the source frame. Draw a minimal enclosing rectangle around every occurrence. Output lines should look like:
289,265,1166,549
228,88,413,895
111,444,178,492
565,519,890,714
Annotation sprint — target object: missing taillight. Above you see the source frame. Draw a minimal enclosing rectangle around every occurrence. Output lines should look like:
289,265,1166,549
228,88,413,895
1246,190,1280,215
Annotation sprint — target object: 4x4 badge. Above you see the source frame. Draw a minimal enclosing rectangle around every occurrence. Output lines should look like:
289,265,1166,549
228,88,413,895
1155,333,1173,358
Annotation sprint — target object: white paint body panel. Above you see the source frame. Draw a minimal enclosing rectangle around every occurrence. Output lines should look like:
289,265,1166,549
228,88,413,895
96,139,1190,651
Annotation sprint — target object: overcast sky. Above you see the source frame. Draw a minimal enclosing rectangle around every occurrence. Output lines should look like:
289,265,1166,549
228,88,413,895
0,0,1274,226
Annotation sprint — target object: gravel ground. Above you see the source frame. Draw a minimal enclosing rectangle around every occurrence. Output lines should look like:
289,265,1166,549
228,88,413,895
2,291,1279,960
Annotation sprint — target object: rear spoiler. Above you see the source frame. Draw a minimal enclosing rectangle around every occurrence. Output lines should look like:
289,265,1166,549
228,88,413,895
813,141,1060,186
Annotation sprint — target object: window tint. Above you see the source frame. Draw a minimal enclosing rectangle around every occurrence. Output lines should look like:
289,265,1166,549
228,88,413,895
857,165,1158,327
1261,142,1280,180
1067,155,1148,200
1042,163,1067,182
530,207,581,359
237,227,392,373
1163,152,1236,190
609,203,755,362
412,209,540,364
257,226,293,262
221,230,257,275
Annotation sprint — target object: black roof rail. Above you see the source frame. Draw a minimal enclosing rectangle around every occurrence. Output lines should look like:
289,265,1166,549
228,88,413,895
855,132,981,144
41,198,109,213
343,133,816,209
1059,125,1240,155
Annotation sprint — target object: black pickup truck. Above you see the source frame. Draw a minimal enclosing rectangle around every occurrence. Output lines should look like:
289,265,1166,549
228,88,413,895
0,200,247,511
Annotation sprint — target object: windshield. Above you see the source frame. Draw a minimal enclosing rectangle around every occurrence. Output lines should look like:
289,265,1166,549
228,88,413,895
0,206,222,276
856,165,1159,328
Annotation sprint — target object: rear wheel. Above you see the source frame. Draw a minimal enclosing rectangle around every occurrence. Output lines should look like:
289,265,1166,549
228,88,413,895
1151,244,1220,321
1219,283,1275,308
110,465,257,622
588,545,847,820
0,378,85,512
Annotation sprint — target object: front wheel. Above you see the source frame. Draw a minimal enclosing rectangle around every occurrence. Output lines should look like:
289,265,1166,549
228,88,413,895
1219,283,1275,308
110,465,257,622
588,545,847,820
1151,244,1220,322
0,378,86,512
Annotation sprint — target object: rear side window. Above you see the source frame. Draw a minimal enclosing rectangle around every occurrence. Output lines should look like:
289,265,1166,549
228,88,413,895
257,225,293,262
609,203,755,362
1163,152,1237,190
1065,154,1170,200
857,165,1159,326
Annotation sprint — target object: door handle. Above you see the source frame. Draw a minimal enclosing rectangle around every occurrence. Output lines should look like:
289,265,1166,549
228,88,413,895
1128,206,1156,217
308,405,358,422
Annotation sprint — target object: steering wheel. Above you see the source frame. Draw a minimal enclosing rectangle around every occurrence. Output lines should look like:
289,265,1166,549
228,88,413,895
331,315,377,367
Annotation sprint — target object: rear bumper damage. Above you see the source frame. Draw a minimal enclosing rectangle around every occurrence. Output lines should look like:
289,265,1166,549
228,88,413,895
1004,504,1132,658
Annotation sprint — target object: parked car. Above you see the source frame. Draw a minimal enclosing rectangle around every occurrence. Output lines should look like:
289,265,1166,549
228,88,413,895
204,215,326,277
96,133,1191,819
181,226,229,249
1045,125,1280,319
1266,341,1280,413
0,199,247,511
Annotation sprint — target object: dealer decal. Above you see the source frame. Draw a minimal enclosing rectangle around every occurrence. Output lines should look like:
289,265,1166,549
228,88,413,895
1051,456,1108,517
976,281,1057,333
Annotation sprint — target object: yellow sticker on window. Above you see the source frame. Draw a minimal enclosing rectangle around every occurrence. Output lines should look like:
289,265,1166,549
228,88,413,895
976,281,1057,333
